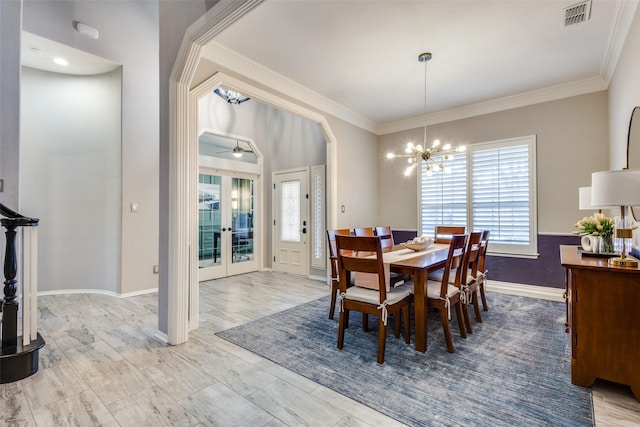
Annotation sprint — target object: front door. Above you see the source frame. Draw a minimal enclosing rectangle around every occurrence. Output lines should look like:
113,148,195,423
273,169,308,275
199,171,257,280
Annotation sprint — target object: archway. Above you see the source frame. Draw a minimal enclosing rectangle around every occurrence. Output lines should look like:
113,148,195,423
166,1,338,344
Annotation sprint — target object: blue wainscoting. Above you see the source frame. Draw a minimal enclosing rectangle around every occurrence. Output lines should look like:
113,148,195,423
392,230,580,289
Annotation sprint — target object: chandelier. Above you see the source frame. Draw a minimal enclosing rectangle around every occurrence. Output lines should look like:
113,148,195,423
214,87,250,105
386,52,465,177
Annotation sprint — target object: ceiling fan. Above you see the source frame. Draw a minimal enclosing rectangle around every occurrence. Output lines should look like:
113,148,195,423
216,140,254,158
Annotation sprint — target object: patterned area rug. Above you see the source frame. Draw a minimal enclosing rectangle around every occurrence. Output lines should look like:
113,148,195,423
216,293,594,426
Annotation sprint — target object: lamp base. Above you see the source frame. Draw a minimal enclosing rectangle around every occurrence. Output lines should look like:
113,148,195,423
609,257,639,268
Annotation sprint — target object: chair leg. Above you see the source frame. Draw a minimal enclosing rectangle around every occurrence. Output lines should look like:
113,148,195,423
480,283,489,311
393,313,401,338
328,286,338,320
377,319,387,364
462,300,473,334
440,308,455,354
455,301,467,339
337,309,347,350
472,291,483,323
362,313,369,331
403,306,410,344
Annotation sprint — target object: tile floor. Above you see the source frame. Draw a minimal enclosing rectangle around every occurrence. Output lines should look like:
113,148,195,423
1,272,639,426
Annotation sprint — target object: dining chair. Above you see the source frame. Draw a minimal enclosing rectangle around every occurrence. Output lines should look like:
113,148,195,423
408,233,468,353
374,225,394,252
430,231,483,333
459,231,483,333
327,228,353,319
434,225,466,243
354,227,375,237
335,235,412,364
476,230,490,311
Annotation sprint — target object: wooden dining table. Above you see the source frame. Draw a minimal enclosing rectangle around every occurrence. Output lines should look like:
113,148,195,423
389,244,450,352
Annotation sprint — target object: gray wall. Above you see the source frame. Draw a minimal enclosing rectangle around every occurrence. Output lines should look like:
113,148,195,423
21,0,160,294
21,67,122,292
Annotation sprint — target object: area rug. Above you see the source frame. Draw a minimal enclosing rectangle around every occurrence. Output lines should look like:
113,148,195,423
216,293,593,426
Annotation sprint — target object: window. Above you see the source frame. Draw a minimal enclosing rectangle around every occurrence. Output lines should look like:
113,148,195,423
419,135,537,257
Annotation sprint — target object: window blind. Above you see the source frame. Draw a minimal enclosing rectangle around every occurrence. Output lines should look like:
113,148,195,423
419,155,467,236
471,143,530,245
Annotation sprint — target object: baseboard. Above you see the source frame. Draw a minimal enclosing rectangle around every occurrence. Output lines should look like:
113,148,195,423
153,330,169,345
487,280,564,302
307,274,326,282
38,287,158,299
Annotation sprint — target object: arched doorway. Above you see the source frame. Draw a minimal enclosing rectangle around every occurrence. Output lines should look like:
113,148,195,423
165,2,338,344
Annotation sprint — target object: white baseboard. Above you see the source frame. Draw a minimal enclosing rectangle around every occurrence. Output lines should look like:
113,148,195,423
153,330,169,345
38,287,158,299
487,280,564,302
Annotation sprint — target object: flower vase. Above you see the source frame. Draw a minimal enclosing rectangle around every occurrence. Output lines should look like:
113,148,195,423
599,234,614,254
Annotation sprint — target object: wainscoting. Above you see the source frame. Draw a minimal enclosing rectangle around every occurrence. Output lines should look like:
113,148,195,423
393,231,580,289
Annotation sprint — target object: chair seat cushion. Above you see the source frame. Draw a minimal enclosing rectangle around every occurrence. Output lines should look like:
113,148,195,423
429,268,475,285
345,282,412,305
406,281,459,299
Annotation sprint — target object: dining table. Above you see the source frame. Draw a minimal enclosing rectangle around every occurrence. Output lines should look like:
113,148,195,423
388,244,450,352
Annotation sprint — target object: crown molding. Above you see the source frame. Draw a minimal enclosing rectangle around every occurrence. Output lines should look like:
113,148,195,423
202,42,378,134
600,0,639,83
378,76,609,135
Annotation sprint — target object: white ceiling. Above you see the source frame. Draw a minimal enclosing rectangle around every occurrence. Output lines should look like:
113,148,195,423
209,0,636,133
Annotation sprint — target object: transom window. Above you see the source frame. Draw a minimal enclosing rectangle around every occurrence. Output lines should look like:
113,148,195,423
419,135,538,258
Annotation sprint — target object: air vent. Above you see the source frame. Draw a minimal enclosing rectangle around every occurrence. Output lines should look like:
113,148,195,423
564,0,591,26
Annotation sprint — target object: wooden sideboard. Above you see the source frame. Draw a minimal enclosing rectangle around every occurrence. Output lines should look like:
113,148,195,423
560,245,640,401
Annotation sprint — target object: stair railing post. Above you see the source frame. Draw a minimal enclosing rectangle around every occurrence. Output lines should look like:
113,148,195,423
1,218,19,350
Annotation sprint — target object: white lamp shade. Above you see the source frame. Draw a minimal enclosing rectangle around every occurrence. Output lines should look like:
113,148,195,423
579,186,592,210
591,170,640,207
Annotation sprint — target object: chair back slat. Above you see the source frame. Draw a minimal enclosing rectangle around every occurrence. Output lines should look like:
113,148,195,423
335,235,387,302
461,231,483,284
327,229,351,279
354,227,374,237
438,234,468,298
434,225,466,244
375,226,394,251
478,229,490,272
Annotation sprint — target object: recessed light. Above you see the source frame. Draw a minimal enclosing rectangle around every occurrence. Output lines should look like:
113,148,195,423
53,57,69,66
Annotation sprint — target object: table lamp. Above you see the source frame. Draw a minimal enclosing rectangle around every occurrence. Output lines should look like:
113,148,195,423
578,186,600,212
591,169,640,267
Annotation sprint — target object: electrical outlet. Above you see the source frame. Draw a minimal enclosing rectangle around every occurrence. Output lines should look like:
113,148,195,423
153,265,159,274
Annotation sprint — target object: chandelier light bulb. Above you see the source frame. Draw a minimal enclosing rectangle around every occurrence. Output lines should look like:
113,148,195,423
407,158,413,164
432,139,440,147
416,145,423,152
386,153,396,159
443,143,451,150
404,167,413,176
405,146,413,154
457,145,467,152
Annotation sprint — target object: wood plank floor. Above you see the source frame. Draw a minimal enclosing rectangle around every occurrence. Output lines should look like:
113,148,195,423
1,271,638,426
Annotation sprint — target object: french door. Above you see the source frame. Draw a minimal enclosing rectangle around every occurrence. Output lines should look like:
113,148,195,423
199,170,257,281
273,169,308,276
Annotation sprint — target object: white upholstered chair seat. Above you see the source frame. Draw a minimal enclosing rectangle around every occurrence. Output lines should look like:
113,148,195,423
344,282,412,305
405,281,460,299
429,268,474,285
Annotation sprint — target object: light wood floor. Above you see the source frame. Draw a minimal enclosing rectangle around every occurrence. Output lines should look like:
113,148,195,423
1,271,638,426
